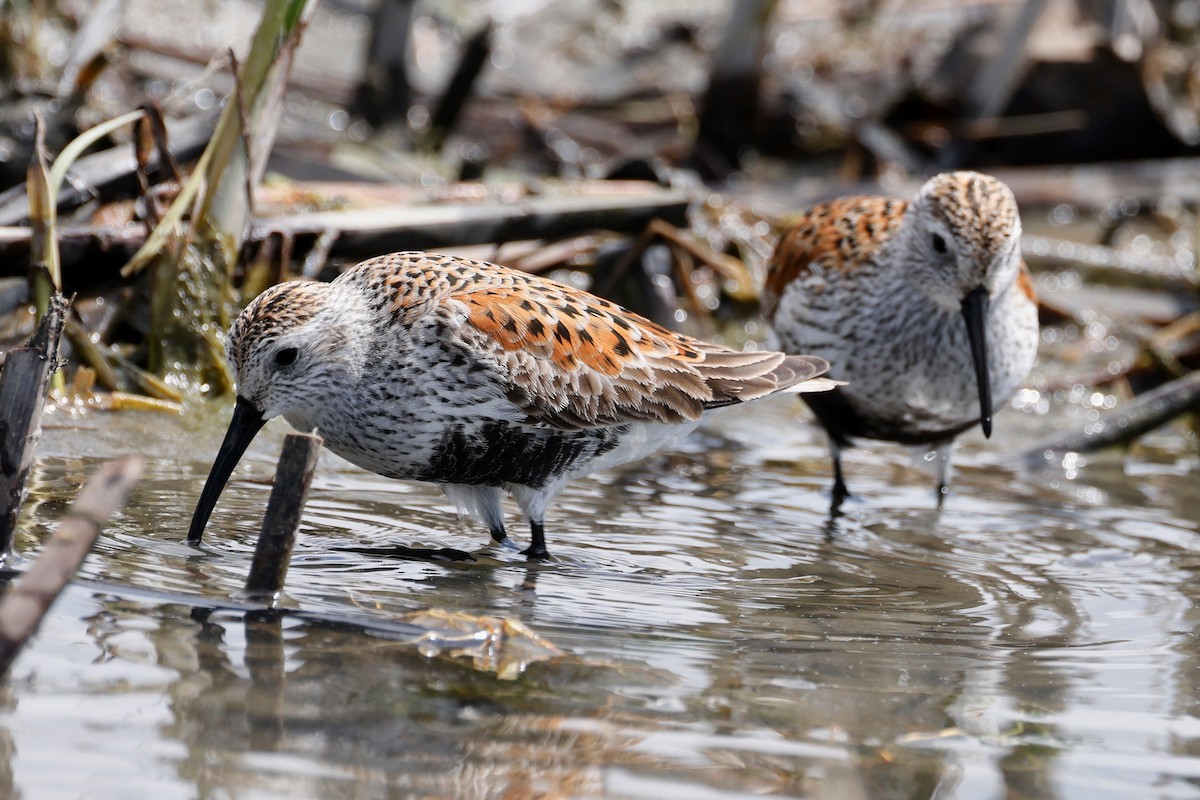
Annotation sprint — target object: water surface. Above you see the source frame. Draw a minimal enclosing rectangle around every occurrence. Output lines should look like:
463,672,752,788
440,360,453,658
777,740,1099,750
3,344,1199,800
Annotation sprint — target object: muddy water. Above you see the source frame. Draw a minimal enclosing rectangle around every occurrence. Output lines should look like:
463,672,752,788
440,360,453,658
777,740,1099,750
2,314,1199,799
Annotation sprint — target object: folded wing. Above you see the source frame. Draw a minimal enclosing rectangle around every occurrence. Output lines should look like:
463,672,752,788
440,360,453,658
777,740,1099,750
443,271,830,431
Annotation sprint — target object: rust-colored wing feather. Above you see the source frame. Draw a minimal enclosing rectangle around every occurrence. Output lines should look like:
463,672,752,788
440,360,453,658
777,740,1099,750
432,261,828,431
764,196,908,318
1016,260,1037,304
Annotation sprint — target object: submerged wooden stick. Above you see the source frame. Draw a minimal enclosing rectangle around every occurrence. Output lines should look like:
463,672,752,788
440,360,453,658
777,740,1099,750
1023,370,1200,464
0,457,143,676
244,432,322,599
0,293,67,561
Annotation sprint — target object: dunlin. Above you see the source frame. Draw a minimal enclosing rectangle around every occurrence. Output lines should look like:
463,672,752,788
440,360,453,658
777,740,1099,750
763,171,1038,503
189,252,835,558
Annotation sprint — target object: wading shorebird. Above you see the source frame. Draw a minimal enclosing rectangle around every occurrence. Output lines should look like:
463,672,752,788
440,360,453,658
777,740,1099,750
189,252,836,559
763,171,1038,505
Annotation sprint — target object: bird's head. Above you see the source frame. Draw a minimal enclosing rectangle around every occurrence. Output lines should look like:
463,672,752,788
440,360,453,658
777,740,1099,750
188,279,366,544
906,171,1022,309
225,280,366,422
905,171,1024,438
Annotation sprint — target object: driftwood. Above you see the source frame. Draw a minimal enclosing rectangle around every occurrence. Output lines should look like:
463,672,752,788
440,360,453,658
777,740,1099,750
243,429,476,575
0,224,147,272
63,314,121,391
965,0,1053,121
994,159,1200,210
0,185,690,274
0,457,143,676
0,295,67,562
1023,370,1200,465
244,432,322,598
252,186,691,260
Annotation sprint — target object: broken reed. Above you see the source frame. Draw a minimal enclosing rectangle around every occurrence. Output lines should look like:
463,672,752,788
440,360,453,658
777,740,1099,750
0,295,67,560
122,0,314,391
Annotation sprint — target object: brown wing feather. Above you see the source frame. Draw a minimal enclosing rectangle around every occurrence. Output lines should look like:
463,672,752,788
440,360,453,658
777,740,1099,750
443,265,828,431
764,196,908,319
1016,260,1037,303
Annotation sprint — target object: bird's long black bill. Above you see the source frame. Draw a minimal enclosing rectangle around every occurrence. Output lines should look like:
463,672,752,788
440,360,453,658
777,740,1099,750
187,396,267,544
961,286,993,438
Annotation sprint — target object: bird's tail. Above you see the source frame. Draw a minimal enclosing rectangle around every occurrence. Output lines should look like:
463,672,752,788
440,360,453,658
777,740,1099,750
701,352,841,407
778,376,844,394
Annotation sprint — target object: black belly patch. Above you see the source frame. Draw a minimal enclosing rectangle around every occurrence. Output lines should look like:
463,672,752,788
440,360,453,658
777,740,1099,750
803,388,978,447
424,421,625,487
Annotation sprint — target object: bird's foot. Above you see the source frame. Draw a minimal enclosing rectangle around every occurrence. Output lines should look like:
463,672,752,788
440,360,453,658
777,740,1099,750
493,537,521,553
829,480,852,518
489,526,522,552
522,520,549,561
829,496,847,520
520,544,550,561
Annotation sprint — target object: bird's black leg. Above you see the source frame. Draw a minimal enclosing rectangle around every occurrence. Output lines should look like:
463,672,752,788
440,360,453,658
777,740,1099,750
830,438,849,501
828,436,851,517
521,520,549,560
829,457,850,519
832,454,850,503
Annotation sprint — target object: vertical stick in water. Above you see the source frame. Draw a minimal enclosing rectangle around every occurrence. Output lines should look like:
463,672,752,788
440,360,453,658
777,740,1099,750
0,294,67,563
243,432,322,599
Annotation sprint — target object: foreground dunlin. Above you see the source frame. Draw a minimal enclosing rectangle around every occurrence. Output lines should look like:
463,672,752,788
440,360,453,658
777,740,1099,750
189,252,835,558
764,171,1038,504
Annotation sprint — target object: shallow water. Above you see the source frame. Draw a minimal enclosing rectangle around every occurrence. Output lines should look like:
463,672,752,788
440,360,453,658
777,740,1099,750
3,336,1199,800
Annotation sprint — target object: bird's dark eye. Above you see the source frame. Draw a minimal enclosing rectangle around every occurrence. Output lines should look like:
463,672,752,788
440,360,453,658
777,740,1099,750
274,347,298,368
931,233,948,254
